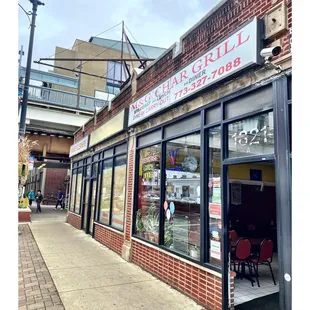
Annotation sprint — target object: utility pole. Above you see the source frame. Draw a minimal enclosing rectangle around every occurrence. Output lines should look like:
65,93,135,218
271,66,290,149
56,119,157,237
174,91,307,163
19,0,45,138
18,46,24,115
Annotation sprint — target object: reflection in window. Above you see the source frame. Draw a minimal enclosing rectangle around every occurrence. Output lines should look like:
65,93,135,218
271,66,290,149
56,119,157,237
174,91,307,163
70,171,77,211
164,133,201,260
288,104,292,153
75,168,83,214
228,112,274,158
208,127,222,266
135,145,161,243
99,159,113,224
111,155,127,230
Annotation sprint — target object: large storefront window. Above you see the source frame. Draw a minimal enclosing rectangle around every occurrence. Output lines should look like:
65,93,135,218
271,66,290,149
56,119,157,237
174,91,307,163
228,112,274,158
99,159,112,224
97,144,127,231
208,126,222,266
111,155,127,230
70,171,77,211
136,145,161,243
75,167,83,214
165,133,201,260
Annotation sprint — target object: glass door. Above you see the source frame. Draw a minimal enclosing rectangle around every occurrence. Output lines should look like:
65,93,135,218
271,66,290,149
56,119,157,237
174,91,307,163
82,180,90,231
89,180,97,234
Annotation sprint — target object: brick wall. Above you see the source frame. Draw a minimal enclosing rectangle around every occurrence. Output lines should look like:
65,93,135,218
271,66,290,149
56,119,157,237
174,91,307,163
44,168,67,198
93,223,124,256
74,0,292,143
132,240,224,310
67,211,82,230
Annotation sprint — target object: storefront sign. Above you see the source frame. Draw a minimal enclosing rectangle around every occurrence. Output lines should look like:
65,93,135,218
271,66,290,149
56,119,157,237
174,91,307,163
128,18,261,126
69,136,89,158
210,240,221,261
209,203,221,219
89,109,127,147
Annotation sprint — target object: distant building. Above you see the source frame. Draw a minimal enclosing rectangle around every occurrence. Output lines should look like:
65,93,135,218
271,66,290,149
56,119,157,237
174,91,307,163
52,37,166,99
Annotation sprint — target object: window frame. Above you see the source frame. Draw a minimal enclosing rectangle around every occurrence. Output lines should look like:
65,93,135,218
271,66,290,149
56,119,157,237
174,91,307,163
132,79,279,272
95,141,128,232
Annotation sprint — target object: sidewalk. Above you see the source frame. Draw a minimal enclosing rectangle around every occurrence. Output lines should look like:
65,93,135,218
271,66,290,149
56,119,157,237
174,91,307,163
27,221,204,310
18,224,65,310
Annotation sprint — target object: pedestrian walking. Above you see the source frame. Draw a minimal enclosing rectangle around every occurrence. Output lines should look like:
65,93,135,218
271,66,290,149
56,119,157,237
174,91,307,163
54,189,64,210
28,189,35,207
35,190,43,213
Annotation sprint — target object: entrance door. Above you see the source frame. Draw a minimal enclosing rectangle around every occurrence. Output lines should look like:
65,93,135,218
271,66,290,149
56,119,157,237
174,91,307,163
82,180,90,232
227,161,279,308
88,179,97,234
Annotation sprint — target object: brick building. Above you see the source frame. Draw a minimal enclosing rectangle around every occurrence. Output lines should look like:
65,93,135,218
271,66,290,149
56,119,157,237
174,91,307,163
67,1,292,309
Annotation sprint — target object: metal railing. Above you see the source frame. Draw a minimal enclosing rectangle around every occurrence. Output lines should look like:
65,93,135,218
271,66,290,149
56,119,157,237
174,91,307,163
27,85,109,111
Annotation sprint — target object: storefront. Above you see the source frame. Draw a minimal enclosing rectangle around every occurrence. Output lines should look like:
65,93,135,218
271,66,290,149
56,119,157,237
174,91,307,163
68,5,292,310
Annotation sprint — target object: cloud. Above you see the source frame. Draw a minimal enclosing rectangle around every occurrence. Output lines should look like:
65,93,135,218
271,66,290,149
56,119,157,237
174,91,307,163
18,0,220,70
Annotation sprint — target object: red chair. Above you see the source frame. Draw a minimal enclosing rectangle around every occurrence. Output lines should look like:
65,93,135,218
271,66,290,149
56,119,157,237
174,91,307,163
231,238,254,286
249,239,276,287
230,230,238,242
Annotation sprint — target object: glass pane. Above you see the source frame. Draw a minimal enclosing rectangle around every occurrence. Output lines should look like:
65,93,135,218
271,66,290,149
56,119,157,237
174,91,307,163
111,155,127,230
89,180,97,233
92,163,98,177
135,145,161,243
99,159,113,225
114,62,122,82
164,133,201,260
86,165,91,177
225,86,273,119
288,104,292,153
228,112,274,158
75,170,83,214
208,126,222,266
164,114,200,139
107,61,115,81
115,143,127,154
104,148,113,158
138,129,162,147
205,105,221,124
69,172,77,211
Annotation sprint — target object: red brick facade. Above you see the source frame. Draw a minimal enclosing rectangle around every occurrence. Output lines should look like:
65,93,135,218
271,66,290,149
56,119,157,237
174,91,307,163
44,168,68,198
132,240,223,310
69,1,292,309
67,211,82,230
93,223,124,256
18,211,31,222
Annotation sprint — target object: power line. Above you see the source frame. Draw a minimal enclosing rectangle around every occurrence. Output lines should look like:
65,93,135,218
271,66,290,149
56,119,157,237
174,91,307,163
125,25,149,58
48,21,122,59
18,3,31,25
74,40,120,69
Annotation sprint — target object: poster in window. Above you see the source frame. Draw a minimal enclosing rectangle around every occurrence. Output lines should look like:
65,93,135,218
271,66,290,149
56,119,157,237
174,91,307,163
210,240,221,260
231,181,242,205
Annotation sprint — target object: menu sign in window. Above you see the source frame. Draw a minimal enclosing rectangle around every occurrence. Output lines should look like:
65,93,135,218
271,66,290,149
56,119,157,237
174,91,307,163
128,18,261,126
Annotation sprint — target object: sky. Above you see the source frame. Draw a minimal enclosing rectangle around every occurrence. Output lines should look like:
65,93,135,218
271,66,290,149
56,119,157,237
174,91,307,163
18,0,221,71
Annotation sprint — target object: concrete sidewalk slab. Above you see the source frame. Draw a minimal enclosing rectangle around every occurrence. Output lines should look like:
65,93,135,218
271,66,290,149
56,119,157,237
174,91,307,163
29,222,204,310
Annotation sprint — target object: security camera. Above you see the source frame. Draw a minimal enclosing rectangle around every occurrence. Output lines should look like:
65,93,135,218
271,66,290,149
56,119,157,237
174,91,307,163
261,46,283,73
260,46,282,60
